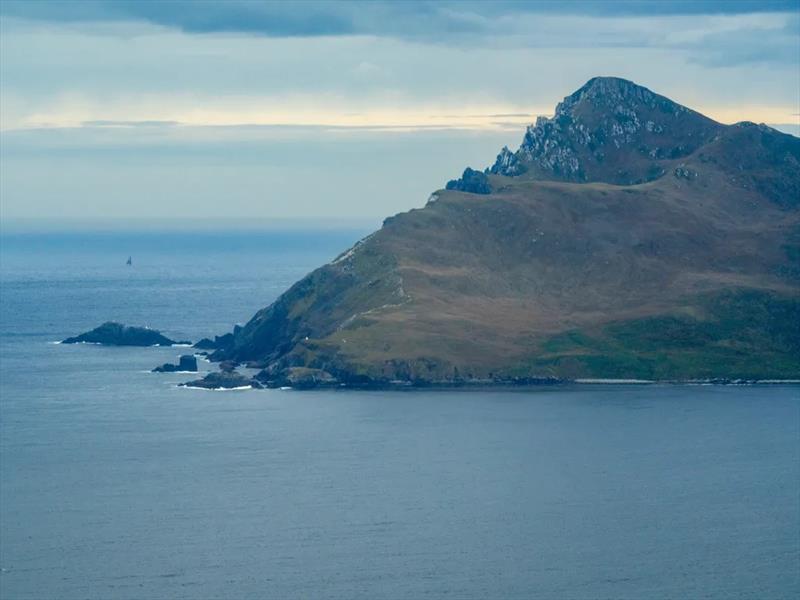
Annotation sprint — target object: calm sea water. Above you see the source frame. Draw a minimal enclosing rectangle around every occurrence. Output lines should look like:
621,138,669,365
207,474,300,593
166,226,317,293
1,230,798,599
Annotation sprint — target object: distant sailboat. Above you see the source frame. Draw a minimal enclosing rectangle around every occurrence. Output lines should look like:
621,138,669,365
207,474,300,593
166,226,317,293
126,256,132,266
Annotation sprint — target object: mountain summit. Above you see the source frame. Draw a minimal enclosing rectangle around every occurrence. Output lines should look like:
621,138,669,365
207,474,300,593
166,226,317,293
205,77,800,387
488,76,722,185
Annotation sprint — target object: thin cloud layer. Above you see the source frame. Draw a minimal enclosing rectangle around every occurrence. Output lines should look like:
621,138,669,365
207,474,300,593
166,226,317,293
1,2,797,68
0,1,797,222
2,1,797,37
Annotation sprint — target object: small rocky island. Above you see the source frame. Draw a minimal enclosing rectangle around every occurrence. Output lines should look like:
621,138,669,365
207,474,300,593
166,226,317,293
180,371,260,390
62,322,190,346
152,355,198,373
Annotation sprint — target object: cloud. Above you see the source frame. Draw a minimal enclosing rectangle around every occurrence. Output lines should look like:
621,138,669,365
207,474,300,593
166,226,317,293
435,113,533,119
684,12,800,66
0,122,520,221
82,119,180,128
2,2,796,71
1,1,797,222
2,16,796,133
352,61,383,78
769,123,799,136
1,1,797,39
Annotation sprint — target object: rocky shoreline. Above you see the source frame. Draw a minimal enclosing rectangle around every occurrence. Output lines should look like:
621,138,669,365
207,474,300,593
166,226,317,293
57,322,800,391
178,365,800,391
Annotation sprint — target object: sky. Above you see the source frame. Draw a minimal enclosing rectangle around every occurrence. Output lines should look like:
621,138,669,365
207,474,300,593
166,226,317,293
1,0,798,227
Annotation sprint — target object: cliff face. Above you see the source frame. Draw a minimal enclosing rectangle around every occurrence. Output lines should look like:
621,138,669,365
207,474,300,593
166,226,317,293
212,77,800,385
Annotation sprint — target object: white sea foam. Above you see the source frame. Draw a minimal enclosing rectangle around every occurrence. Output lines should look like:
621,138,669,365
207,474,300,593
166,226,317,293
179,384,253,391
575,378,654,384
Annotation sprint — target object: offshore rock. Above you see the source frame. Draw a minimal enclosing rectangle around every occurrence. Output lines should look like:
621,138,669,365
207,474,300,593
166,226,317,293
152,355,198,373
180,370,261,390
62,322,189,346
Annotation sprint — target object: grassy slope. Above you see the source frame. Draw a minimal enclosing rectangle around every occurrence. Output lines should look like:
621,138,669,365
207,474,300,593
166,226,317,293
525,289,800,379
220,124,800,383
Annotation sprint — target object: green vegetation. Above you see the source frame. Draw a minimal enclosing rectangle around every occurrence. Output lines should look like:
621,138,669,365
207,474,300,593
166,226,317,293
527,290,800,380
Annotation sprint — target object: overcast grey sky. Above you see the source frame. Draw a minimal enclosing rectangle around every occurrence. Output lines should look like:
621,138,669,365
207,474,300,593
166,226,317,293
1,1,798,226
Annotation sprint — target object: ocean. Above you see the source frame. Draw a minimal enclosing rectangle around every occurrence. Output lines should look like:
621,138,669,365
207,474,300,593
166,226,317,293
1,230,798,599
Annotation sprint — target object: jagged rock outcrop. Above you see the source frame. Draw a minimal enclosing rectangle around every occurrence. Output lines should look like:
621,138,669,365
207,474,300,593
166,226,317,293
62,322,189,346
193,327,240,350
446,168,491,194
488,76,722,185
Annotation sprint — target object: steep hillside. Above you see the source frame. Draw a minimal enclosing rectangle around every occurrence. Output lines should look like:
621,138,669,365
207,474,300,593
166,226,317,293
209,77,800,386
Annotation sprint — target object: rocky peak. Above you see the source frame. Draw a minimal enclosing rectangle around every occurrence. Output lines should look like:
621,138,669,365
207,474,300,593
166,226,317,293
554,76,685,118
487,76,722,185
